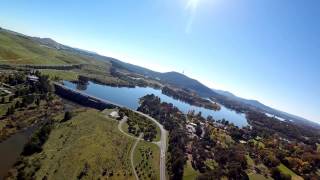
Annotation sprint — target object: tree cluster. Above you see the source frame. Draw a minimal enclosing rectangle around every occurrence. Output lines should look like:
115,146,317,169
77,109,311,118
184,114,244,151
138,94,188,180
120,108,157,142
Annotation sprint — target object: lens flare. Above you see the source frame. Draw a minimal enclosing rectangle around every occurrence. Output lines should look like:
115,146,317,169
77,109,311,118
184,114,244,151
185,0,201,34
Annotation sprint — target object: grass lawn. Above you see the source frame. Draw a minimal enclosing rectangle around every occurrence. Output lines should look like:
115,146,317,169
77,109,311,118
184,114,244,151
0,102,10,117
133,141,160,180
39,69,79,81
183,160,199,180
246,155,255,168
19,109,136,180
0,30,99,65
277,163,303,180
154,125,161,142
0,97,23,117
248,173,273,180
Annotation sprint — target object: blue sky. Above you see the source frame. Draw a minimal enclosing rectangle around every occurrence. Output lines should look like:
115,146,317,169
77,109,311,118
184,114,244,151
0,0,319,122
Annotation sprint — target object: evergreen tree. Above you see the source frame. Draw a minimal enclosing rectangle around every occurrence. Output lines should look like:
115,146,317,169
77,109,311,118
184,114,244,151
15,101,21,109
0,97,5,104
63,111,73,122
35,98,40,106
9,96,14,102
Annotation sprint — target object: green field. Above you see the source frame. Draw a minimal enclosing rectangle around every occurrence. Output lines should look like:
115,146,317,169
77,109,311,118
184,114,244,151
277,163,303,180
133,141,160,180
0,100,10,116
39,69,79,81
16,109,136,180
183,160,199,180
0,29,110,68
246,155,255,168
106,108,162,179
248,173,273,180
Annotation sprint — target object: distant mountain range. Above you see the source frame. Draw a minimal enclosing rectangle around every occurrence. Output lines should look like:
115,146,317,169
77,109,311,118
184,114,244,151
212,89,319,128
31,37,98,56
1,27,318,128
111,59,319,127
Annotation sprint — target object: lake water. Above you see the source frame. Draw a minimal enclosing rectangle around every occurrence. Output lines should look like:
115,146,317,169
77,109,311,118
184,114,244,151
0,127,35,180
64,81,248,127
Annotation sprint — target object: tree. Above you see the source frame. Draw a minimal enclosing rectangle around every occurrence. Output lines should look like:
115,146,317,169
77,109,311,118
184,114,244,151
9,96,14,102
0,97,5,104
22,94,35,106
261,150,280,167
15,101,21,109
35,98,40,106
35,70,41,77
195,124,203,137
38,75,52,93
63,111,73,122
78,75,89,84
271,168,291,180
53,76,61,81
6,106,15,116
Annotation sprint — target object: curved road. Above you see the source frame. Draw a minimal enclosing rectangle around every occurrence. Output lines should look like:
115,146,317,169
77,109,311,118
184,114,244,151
55,83,167,179
117,111,168,180
133,111,168,180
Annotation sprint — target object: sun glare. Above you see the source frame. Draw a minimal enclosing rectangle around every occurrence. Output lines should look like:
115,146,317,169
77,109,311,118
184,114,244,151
186,0,200,11
185,0,201,34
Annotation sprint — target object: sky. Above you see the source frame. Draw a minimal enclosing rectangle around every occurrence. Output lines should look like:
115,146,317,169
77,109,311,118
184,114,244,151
0,0,319,123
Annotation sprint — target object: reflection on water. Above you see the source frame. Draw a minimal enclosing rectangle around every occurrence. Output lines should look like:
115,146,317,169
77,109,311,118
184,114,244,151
64,81,248,127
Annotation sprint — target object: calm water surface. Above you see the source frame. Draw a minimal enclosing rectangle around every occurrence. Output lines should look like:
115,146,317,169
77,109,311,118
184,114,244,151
0,127,35,180
64,81,248,127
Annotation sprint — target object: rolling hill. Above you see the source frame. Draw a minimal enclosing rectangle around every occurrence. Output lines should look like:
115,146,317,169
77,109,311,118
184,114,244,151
213,89,320,128
0,26,318,128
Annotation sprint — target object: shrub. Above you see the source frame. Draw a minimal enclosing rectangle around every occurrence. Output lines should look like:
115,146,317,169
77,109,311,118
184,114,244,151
62,111,73,122
22,122,52,156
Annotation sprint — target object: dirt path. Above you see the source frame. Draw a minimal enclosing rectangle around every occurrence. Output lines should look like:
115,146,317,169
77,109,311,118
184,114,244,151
131,134,143,180
118,113,167,180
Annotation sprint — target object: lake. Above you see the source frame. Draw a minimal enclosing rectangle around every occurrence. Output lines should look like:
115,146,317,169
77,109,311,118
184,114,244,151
0,127,35,179
64,81,248,127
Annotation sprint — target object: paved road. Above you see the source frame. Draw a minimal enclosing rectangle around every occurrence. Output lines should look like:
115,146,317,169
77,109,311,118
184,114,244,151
130,134,143,180
132,110,168,180
55,83,168,180
118,112,168,180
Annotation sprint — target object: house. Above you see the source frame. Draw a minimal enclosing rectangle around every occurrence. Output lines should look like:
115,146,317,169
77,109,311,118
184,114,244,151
109,111,120,119
27,75,39,82
186,124,196,134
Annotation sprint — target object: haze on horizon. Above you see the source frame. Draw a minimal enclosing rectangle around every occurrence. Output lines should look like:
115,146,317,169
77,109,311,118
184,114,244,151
0,0,319,123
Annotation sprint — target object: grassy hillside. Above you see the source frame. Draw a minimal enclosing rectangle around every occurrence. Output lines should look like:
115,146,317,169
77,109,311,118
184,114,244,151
12,109,136,180
183,160,199,180
133,141,160,180
0,29,108,67
277,164,303,180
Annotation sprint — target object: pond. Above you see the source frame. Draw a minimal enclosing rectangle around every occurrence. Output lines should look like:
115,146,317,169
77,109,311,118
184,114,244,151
0,127,35,179
64,81,248,127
